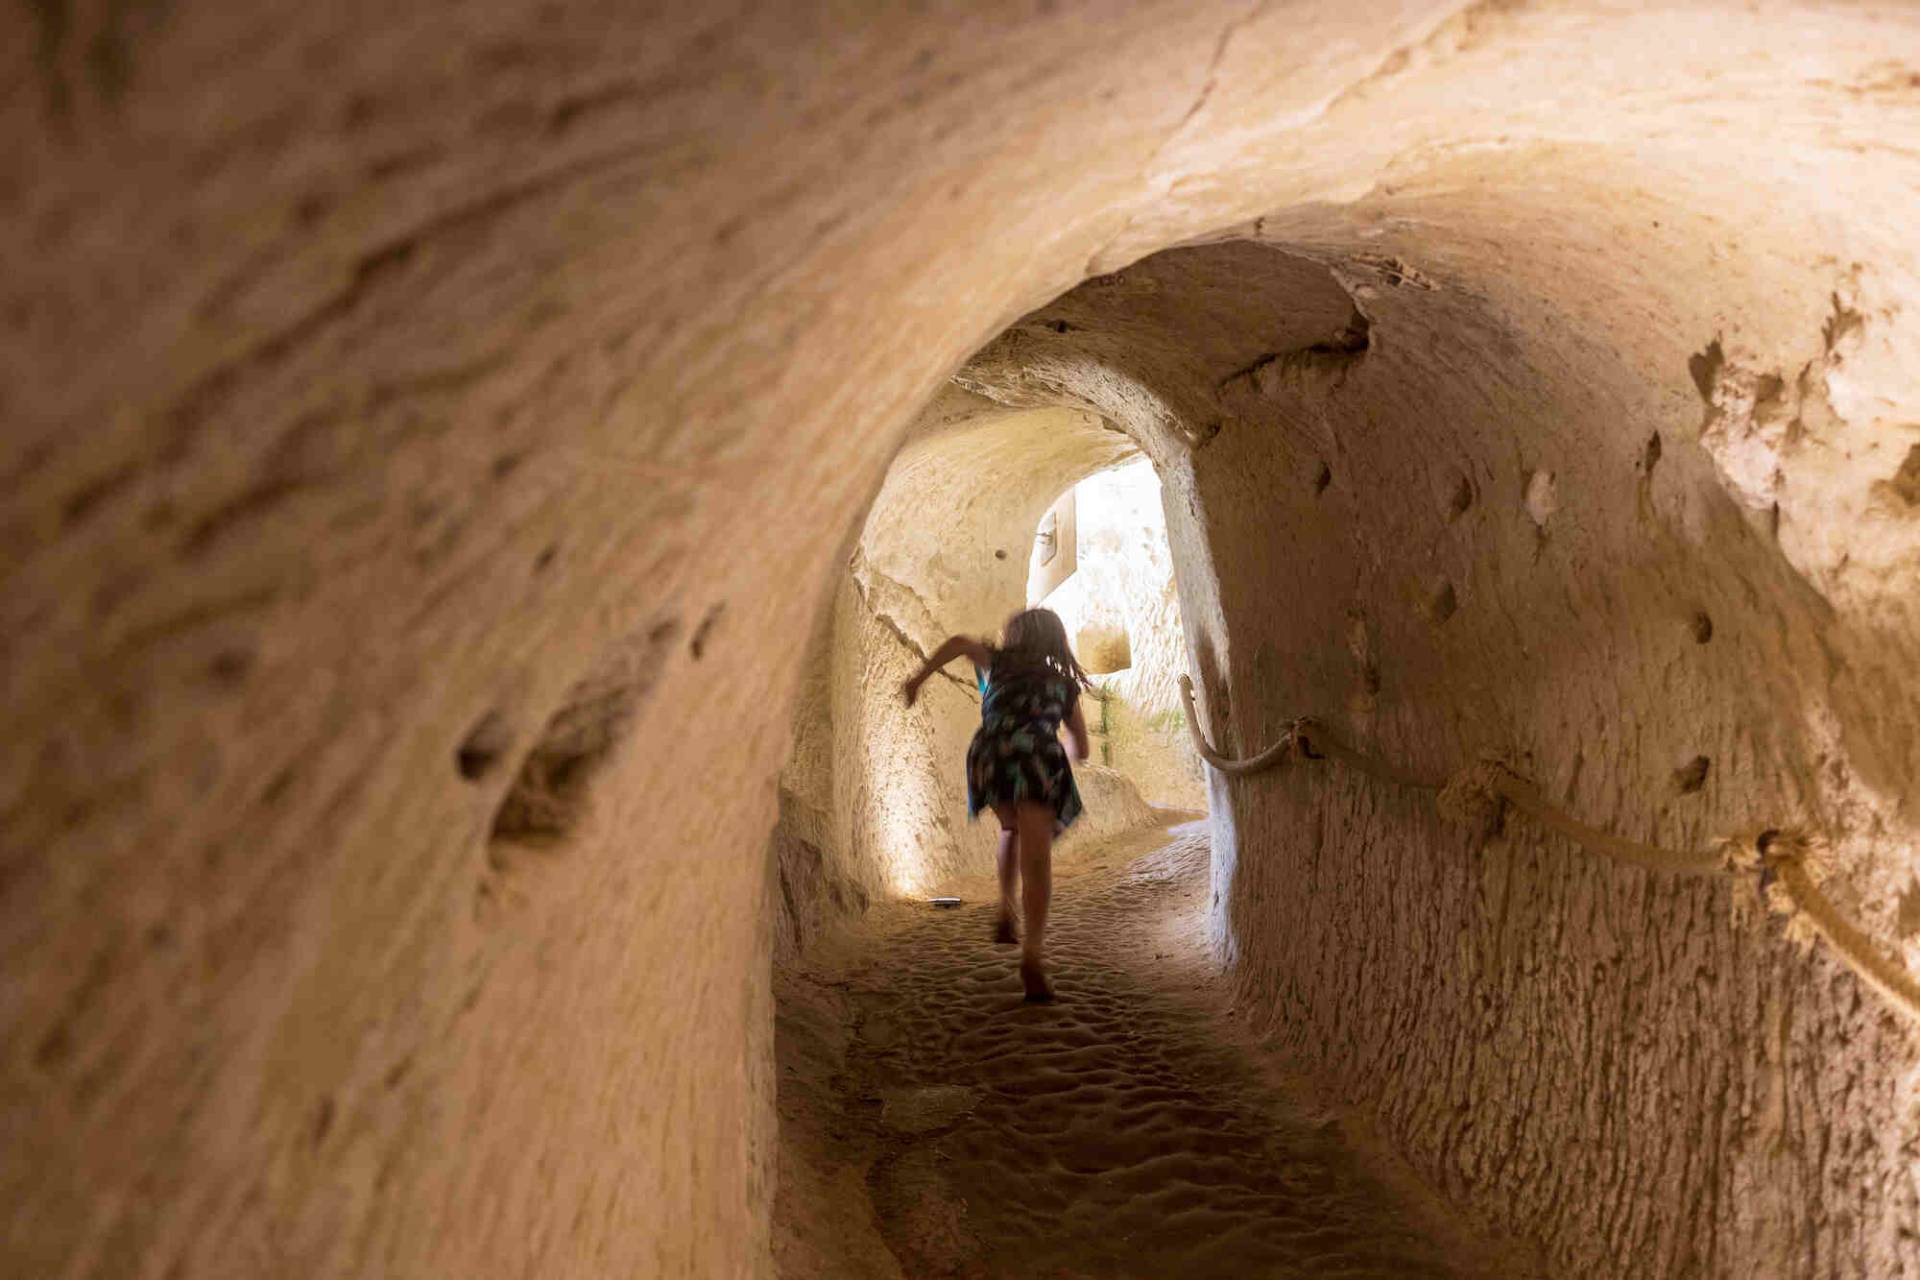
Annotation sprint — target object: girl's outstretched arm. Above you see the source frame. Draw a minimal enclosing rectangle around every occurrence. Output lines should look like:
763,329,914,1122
902,634,992,706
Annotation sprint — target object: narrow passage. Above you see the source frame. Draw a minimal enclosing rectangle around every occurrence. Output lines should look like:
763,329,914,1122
774,818,1516,1279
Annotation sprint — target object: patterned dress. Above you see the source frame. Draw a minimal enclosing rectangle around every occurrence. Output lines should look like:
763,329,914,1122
965,653,1085,833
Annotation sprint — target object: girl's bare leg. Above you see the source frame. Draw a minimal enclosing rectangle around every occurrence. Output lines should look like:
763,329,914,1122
993,822,1020,944
1014,802,1055,1001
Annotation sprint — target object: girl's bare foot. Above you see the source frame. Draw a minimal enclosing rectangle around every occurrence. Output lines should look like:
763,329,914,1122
1020,957,1054,1003
994,914,1018,945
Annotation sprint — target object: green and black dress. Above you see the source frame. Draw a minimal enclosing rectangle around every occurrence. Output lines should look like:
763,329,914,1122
965,652,1084,833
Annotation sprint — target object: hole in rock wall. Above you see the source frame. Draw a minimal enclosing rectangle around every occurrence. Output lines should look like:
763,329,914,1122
1898,884,1920,941
689,603,724,661
456,710,512,781
1448,472,1475,518
489,619,679,845
1888,442,1920,507
1672,754,1711,794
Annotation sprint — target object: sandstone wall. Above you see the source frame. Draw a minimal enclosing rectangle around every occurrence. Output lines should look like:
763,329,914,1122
6,2,1920,1277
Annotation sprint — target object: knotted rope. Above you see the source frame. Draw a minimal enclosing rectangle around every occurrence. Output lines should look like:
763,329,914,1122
1176,674,1920,1026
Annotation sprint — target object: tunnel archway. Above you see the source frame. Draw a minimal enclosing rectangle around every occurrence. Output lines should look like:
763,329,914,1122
770,387,1174,935
6,3,1920,1277
777,226,1920,1273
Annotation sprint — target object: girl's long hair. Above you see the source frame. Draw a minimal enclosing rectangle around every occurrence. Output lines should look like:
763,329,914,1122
998,607,1092,689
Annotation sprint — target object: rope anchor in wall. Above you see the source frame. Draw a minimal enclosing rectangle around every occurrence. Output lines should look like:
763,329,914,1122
1176,675,1920,1027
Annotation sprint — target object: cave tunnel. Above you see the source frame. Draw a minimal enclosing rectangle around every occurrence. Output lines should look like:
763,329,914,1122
6,2,1920,1277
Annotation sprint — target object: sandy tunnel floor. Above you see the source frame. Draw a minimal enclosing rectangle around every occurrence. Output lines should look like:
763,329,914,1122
773,817,1527,1279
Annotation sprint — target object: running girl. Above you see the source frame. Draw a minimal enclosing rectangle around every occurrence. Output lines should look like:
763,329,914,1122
901,607,1092,1002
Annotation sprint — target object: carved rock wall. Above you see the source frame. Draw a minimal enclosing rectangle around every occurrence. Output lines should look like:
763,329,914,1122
6,3,1920,1277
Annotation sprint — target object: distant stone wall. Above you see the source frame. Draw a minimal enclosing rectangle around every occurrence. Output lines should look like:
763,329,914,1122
1041,460,1207,810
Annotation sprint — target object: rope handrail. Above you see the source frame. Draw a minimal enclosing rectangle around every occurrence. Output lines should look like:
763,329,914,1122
1175,674,1920,1027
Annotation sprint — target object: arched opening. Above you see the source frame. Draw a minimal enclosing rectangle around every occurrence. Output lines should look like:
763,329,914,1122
769,391,1159,944
1026,458,1204,809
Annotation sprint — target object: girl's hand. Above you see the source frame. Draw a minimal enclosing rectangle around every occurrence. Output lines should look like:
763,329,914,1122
901,677,921,707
